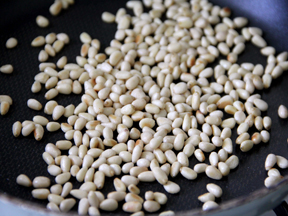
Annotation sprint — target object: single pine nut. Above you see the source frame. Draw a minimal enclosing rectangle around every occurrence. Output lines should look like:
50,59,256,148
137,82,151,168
205,166,222,180
99,199,118,211
22,123,35,136
265,154,277,170
55,172,71,184
125,193,144,204
163,181,180,194
268,168,281,177
48,194,64,205
225,155,239,169
206,183,222,198
198,192,215,203
60,198,76,212
1,101,10,115
143,200,160,213
6,37,18,49
53,40,65,52
31,36,45,47
102,12,115,23
0,64,13,74
264,176,282,188
57,33,70,44
278,105,288,119
50,1,62,16
46,202,60,212
276,156,288,169
32,189,50,199
123,201,142,213
202,201,219,211
16,174,32,187
36,15,49,28
159,211,175,216
27,99,42,111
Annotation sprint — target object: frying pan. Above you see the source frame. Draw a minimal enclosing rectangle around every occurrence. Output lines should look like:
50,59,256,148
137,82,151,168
1,0,288,215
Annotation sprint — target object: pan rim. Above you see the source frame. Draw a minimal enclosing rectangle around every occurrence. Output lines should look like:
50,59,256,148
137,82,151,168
1,175,288,216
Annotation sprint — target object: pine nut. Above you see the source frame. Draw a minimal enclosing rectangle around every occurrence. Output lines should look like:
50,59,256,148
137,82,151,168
102,12,116,23
225,155,239,169
251,35,266,48
57,33,70,44
47,122,61,132
268,168,281,177
31,36,45,47
32,176,50,188
0,95,12,105
143,200,160,213
159,211,175,216
240,140,254,152
261,130,270,143
121,175,139,187
276,155,288,169
32,189,50,199
49,1,62,16
278,105,288,119
152,167,168,185
206,183,222,198
47,202,60,212
145,191,154,201
163,181,180,194
123,201,142,213
99,199,118,211
202,201,219,211
50,184,62,195
48,194,64,205
180,167,197,180
80,182,96,192
53,40,64,53
0,65,13,76
70,189,87,199
55,172,71,184
264,176,282,188
80,32,92,44
205,166,222,180
56,140,72,150
52,105,65,120
27,99,42,110
263,116,272,130
47,164,61,176
12,121,22,137
0,100,9,115
22,123,35,136
6,37,18,49
16,174,32,187
36,15,49,28
198,192,215,203
125,193,144,204
138,171,155,182
265,154,277,170
60,198,76,212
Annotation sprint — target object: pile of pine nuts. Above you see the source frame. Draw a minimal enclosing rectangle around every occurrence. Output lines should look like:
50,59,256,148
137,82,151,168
10,0,288,215
198,183,222,211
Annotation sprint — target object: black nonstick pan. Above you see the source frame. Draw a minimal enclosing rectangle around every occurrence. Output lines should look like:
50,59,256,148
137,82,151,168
1,0,288,215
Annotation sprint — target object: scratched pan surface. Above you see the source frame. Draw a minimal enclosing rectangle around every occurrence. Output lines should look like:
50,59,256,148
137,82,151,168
1,0,288,215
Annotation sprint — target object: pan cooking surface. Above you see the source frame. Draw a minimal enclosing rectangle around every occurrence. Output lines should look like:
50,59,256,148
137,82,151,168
1,0,288,214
